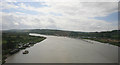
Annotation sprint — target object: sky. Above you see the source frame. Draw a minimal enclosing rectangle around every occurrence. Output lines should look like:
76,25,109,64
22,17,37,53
0,0,119,32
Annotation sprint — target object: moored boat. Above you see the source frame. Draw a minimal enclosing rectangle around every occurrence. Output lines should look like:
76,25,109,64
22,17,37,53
23,50,29,54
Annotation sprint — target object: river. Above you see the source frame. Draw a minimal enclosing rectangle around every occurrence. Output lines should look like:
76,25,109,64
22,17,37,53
6,33,118,63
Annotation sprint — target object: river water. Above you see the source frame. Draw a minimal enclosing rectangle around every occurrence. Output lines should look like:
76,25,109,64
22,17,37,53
6,33,118,63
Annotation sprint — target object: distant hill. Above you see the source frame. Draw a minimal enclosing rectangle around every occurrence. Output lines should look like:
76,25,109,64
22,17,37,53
3,29,120,39
3,29,120,46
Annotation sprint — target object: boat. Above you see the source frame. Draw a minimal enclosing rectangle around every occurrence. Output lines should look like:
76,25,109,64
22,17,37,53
9,49,20,54
23,50,29,54
29,42,36,44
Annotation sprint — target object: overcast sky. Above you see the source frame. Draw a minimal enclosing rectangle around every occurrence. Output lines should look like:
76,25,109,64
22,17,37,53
0,0,119,32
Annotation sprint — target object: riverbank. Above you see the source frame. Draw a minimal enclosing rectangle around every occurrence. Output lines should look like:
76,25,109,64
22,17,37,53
82,38,120,47
2,32,46,64
57,36,120,47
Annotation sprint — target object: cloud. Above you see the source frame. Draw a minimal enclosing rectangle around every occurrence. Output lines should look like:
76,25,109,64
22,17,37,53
1,2,118,17
2,0,119,2
1,2,18,10
1,2,118,32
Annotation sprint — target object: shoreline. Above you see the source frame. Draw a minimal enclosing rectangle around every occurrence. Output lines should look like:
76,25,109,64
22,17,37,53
2,33,46,64
82,38,120,47
3,38,46,64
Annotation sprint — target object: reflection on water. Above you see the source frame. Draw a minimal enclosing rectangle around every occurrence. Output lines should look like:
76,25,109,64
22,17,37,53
6,33,118,63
